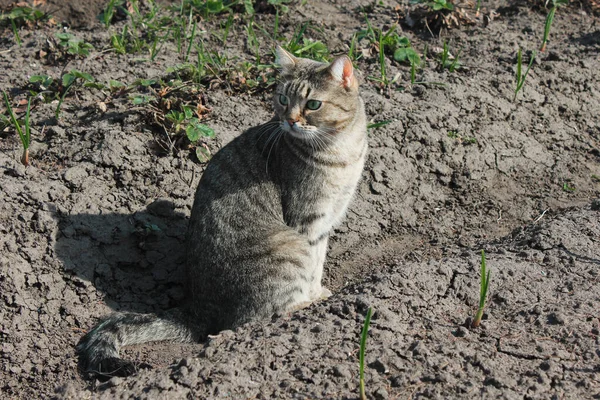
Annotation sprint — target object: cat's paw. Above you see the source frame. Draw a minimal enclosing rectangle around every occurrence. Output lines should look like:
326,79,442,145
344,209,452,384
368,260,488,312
87,357,153,382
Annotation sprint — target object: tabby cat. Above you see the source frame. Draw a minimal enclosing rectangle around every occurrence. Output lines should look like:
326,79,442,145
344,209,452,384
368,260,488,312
77,46,368,379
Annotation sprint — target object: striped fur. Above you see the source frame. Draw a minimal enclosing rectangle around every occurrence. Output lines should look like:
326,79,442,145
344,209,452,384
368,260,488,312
76,47,367,380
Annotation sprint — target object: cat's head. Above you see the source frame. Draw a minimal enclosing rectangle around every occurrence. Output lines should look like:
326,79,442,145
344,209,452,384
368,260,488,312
273,46,360,141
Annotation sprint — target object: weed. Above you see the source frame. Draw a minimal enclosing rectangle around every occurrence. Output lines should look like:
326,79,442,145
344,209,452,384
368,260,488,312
439,40,461,72
99,0,125,28
356,21,420,86
447,130,476,144
55,32,94,57
412,0,454,11
513,48,535,102
592,174,600,182
0,5,50,46
367,121,392,130
56,70,97,119
541,0,568,52
359,307,373,400
476,0,482,16
471,250,490,328
562,182,575,192
2,92,31,166
285,23,330,62
179,0,238,16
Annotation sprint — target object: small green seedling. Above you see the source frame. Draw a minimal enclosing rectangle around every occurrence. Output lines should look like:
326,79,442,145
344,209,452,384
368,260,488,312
411,0,454,11
99,0,123,28
513,48,535,102
562,182,575,192
540,0,568,52
55,32,94,57
439,40,461,72
367,121,391,130
56,70,96,119
286,23,330,62
3,92,31,166
448,130,476,144
359,307,373,400
471,250,490,328
0,5,49,46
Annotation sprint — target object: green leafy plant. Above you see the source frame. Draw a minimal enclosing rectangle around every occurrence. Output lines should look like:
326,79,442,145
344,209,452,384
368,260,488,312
285,23,330,62
447,130,476,144
99,0,124,28
3,92,32,166
471,250,490,328
0,5,49,46
367,121,391,130
56,70,97,118
540,0,568,52
55,32,94,57
412,0,454,11
439,40,461,72
359,307,373,400
513,48,535,102
356,21,420,86
178,0,238,16
562,181,575,192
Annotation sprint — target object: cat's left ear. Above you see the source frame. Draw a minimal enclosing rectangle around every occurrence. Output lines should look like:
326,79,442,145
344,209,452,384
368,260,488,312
275,46,298,73
328,55,357,90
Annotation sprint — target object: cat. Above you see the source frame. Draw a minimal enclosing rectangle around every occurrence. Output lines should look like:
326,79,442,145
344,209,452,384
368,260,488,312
76,46,368,380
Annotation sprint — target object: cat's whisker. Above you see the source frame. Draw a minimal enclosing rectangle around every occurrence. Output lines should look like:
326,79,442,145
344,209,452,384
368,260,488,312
265,128,283,175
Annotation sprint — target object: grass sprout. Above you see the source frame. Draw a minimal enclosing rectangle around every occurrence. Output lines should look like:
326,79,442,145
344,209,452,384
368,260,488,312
359,307,373,400
540,0,568,52
471,250,490,328
3,92,31,166
513,48,535,102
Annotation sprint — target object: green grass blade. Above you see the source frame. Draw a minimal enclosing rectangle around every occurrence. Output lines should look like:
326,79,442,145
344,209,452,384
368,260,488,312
359,307,373,400
3,91,26,147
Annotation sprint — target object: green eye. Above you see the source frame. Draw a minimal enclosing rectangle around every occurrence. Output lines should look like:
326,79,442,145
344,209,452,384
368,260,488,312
306,100,322,110
279,94,289,105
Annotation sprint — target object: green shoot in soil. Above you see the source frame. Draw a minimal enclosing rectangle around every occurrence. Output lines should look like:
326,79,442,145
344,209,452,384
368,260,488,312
1,5,49,46
99,0,122,28
562,181,575,192
367,121,391,130
412,0,454,11
513,48,535,102
359,307,373,400
540,0,568,52
55,32,94,57
3,92,31,166
439,40,461,72
471,250,490,328
56,70,96,119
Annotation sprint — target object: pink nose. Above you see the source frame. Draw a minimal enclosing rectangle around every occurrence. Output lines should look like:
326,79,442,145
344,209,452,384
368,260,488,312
287,119,297,126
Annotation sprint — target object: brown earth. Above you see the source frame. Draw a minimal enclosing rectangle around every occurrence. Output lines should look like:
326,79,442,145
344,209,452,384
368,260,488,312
0,0,599,398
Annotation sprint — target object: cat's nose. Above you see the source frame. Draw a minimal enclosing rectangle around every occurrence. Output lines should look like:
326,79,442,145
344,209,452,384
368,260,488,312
287,119,297,126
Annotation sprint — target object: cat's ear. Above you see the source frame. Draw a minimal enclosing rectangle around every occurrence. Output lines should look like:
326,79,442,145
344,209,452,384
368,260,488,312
275,46,298,72
328,55,357,90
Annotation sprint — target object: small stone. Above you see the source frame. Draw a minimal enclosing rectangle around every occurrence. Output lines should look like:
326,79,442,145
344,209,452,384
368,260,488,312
374,387,389,400
591,199,600,211
454,326,470,337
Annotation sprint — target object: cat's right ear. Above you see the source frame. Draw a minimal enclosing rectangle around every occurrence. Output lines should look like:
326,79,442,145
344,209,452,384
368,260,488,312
275,46,298,73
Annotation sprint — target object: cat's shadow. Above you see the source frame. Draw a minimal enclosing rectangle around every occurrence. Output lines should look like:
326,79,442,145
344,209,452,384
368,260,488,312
54,199,187,315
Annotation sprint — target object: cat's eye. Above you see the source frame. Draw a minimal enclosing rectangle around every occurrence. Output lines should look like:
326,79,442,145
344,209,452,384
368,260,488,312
279,94,289,105
306,100,322,110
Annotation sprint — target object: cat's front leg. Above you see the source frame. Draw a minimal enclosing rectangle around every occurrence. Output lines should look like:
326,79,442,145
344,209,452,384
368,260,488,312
309,237,330,300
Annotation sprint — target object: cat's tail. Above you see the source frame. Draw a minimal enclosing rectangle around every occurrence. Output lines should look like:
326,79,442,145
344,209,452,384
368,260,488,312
76,308,201,380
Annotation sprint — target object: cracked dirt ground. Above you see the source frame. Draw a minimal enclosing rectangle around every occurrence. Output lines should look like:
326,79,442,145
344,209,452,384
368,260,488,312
1,0,599,398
